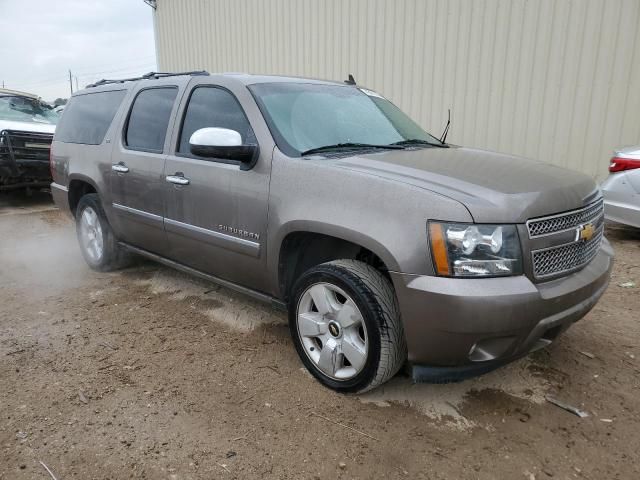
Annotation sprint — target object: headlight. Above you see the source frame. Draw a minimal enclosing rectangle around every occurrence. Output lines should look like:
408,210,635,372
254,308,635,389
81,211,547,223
428,222,523,277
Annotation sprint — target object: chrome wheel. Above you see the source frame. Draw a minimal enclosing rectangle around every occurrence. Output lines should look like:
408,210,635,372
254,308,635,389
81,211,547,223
79,206,104,263
296,282,368,380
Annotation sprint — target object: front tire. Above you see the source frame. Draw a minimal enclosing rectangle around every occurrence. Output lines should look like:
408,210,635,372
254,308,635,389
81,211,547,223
75,194,131,271
289,260,406,393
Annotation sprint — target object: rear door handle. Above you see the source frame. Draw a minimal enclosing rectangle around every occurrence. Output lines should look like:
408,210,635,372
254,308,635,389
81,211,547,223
166,174,190,186
112,163,129,173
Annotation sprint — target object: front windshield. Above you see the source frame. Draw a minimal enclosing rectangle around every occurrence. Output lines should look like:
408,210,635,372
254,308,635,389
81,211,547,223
0,95,59,125
249,83,443,156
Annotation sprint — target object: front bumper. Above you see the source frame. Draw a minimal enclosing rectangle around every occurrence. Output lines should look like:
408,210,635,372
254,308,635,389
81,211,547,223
391,239,613,379
0,129,53,190
0,162,51,190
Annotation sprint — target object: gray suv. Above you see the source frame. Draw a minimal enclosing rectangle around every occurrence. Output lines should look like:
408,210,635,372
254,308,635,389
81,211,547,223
51,72,613,392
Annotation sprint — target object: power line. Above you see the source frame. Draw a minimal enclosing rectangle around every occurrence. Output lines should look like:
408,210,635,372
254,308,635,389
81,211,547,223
76,63,158,81
74,59,157,77
11,74,72,89
19,64,155,88
72,55,156,75
9,59,158,90
7,60,163,98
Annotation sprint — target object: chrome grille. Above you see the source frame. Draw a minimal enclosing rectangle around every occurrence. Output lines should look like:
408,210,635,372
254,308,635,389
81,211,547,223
527,199,604,237
532,227,604,279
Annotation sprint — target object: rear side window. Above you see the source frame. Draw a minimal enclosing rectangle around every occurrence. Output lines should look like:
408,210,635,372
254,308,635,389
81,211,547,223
178,86,255,154
125,87,178,152
55,90,126,145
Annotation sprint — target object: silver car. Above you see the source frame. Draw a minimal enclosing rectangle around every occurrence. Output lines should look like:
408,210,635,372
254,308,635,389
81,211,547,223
602,146,640,229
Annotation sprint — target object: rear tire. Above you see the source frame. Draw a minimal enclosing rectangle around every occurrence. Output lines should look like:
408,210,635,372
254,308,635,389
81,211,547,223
289,259,406,393
75,194,131,271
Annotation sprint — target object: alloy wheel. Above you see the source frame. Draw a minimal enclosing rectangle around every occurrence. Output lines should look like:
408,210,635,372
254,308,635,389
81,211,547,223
296,282,368,380
79,206,104,263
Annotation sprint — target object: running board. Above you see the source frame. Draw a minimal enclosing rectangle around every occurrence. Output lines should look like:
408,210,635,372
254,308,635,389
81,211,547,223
119,242,287,310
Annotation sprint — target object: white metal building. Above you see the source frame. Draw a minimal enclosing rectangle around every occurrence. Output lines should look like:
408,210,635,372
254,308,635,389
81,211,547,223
151,0,640,180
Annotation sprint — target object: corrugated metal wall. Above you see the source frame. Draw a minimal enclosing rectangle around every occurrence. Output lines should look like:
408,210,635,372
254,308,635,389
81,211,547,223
153,0,640,179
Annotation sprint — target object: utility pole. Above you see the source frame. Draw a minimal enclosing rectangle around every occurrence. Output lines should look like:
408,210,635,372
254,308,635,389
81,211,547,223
68,69,73,95
75,76,79,92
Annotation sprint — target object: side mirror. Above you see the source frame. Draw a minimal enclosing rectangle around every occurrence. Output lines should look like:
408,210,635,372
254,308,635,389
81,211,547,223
189,127,259,170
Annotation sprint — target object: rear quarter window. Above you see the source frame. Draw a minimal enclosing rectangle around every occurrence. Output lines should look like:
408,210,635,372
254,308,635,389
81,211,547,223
124,87,178,152
55,90,126,145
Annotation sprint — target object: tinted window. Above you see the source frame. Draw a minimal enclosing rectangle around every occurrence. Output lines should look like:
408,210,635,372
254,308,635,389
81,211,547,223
55,90,126,145
178,87,255,154
125,87,178,152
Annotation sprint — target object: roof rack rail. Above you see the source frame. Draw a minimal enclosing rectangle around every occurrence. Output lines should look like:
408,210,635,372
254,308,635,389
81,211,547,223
86,70,209,88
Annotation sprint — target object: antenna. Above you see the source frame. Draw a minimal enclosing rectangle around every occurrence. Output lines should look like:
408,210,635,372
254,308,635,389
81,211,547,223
440,109,451,143
344,74,356,85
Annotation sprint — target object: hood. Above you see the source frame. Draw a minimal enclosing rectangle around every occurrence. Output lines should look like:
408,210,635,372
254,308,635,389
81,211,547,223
333,146,599,223
0,119,56,135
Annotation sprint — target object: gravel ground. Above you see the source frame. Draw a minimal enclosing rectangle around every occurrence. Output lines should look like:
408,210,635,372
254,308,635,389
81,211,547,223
1,191,639,480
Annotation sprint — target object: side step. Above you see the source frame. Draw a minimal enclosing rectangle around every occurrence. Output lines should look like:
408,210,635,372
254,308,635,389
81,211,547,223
119,242,287,311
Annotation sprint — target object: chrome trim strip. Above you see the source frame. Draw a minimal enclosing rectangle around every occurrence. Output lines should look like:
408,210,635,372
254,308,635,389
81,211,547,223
112,202,163,222
526,198,604,238
527,198,603,225
51,182,68,192
164,217,261,258
529,211,605,240
532,225,604,254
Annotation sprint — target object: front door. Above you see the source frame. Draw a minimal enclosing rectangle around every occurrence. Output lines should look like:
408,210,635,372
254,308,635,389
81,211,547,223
162,84,271,292
110,85,179,256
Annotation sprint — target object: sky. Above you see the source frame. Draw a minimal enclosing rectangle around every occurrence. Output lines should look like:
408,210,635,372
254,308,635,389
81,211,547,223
0,0,157,102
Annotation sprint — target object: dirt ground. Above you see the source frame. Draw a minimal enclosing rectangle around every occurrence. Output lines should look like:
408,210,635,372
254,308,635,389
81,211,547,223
1,191,639,480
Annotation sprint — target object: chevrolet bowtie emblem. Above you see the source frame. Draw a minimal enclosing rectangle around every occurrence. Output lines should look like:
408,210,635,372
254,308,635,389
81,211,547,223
577,223,596,242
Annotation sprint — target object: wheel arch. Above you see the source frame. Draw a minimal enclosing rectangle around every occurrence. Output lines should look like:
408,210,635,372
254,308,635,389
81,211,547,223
67,174,101,217
274,222,400,302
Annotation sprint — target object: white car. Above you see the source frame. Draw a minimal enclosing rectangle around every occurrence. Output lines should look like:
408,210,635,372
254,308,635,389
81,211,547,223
0,88,58,191
602,145,640,229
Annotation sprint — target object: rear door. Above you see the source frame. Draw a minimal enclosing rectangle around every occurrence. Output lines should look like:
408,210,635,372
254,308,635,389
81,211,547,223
162,78,273,292
109,82,182,256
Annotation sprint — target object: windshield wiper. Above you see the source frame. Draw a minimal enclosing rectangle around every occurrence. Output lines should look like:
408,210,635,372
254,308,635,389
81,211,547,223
301,142,403,156
391,139,449,148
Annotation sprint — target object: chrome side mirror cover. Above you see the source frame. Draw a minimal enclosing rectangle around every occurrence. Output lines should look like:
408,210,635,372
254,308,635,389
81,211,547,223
189,127,259,170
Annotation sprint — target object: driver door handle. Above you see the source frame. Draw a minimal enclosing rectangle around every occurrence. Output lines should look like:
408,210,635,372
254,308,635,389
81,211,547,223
166,174,190,186
111,163,129,173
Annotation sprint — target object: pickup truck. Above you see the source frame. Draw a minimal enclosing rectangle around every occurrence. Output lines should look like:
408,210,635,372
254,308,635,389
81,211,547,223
50,72,613,392
0,89,58,191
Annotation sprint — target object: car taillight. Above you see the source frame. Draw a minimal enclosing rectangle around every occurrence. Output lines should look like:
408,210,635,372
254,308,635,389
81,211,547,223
609,156,640,173
49,145,54,179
